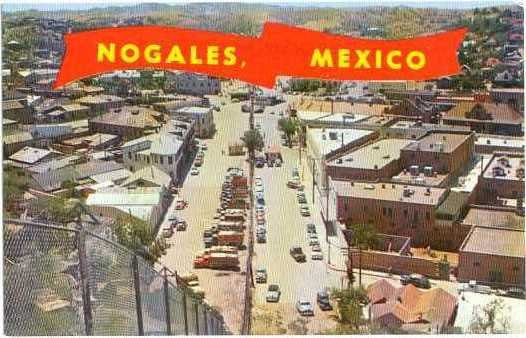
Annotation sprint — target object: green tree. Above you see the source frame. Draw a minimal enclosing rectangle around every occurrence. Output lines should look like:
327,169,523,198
113,215,168,264
241,129,264,156
278,117,298,147
469,298,511,334
330,287,369,330
3,166,29,216
345,222,378,287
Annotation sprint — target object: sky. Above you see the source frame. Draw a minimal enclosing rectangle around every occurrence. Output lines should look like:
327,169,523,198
1,0,520,12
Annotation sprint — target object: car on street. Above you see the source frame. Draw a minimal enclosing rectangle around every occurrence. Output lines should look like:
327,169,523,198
256,268,268,283
309,238,320,246
317,290,333,310
300,205,311,216
311,244,322,252
162,227,174,238
296,300,314,316
191,168,200,175
290,246,306,262
255,185,264,193
275,159,282,167
257,233,267,243
311,252,324,260
278,111,284,116
306,223,316,234
504,287,526,299
458,280,493,295
175,199,188,210
400,273,431,289
287,179,301,189
266,284,281,302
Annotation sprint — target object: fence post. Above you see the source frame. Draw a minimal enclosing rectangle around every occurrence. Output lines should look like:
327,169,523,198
194,300,200,334
77,224,93,335
131,255,144,335
203,305,209,335
181,288,189,335
162,268,172,335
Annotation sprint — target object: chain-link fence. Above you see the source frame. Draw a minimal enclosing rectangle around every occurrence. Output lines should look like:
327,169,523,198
3,219,227,336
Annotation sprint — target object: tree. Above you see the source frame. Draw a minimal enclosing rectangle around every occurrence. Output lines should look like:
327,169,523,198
278,117,298,147
469,298,511,334
330,287,369,330
3,166,29,216
241,129,264,157
345,222,378,287
288,317,309,334
113,215,168,264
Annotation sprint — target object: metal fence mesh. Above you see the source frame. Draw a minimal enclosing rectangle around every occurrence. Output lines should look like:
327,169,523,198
4,222,84,336
3,220,227,336
86,235,138,336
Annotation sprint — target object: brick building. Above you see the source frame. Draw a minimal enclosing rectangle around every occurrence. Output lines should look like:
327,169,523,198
326,138,412,181
400,131,475,175
475,152,525,207
458,226,525,287
334,181,448,246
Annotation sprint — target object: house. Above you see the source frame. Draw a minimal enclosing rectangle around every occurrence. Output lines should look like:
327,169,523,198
77,94,126,113
85,186,171,227
121,132,188,184
2,99,31,123
442,102,523,136
3,132,35,156
8,146,55,166
173,106,215,138
55,133,120,154
121,165,172,188
165,71,220,96
88,106,165,140
367,279,458,333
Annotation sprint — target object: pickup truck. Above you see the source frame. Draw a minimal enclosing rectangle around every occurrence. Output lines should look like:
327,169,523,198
290,246,306,262
400,274,431,289
216,231,244,248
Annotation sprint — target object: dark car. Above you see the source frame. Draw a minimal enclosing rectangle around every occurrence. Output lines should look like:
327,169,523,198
400,274,431,289
505,287,526,299
290,246,306,262
317,290,333,310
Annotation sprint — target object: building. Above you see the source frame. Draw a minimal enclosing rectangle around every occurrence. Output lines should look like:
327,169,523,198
442,102,523,136
121,165,172,188
334,181,448,246
490,88,524,112
77,94,126,113
86,186,171,227
3,118,19,134
121,132,187,184
173,106,215,138
55,133,120,154
3,132,35,156
400,131,475,175
458,226,525,287
166,72,220,96
326,139,412,181
2,99,31,123
46,103,90,122
386,120,471,140
306,128,377,188
8,146,55,166
474,134,524,154
89,106,165,140
475,152,524,207
367,279,457,333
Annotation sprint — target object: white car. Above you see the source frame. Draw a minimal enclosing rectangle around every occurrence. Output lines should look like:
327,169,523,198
255,185,264,193
191,168,200,175
311,252,324,260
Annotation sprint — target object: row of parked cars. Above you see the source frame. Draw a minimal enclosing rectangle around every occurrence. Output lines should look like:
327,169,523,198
264,283,333,316
191,143,207,175
255,176,267,244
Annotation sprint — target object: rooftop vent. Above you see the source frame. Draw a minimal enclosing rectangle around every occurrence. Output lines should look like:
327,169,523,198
329,132,338,140
364,184,375,190
373,145,380,150
337,158,343,164
424,187,431,195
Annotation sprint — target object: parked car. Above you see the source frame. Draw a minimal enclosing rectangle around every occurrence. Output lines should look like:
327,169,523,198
256,268,268,283
266,284,281,302
162,227,174,238
311,252,324,260
458,280,493,295
176,221,187,231
175,199,188,210
290,246,306,262
504,287,526,299
400,274,431,289
300,205,311,216
257,233,267,243
317,290,333,310
311,244,322,252
275,159,282,167
306,223,316,234
191,168,200,175
296,300,314,316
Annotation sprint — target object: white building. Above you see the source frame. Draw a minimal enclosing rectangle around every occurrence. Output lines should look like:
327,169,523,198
173,106,215,138
121,132,185,183
166,72,221,96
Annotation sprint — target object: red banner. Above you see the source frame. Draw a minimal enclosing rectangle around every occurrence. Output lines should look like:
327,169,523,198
53,23,467,89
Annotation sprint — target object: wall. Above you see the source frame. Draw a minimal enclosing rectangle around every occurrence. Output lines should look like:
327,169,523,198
458,252,525,287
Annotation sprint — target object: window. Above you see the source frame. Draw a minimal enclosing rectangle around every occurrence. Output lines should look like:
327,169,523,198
426,212,430,220
154,155,158,164
128,151,132,159
382,207,387,216
160,156,164,165
168,156,173,165
474,262,480,267
403,209,408,218
147,156,150,164
388,208,393,217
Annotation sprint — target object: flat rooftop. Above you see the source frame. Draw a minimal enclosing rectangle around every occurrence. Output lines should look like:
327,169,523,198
327,138,411,169
295,99,390,115
402,132,471,153
333,181,447,206
391,170,449,187
482,153,524,181
307,128,374,157
297,111,370,124
460,226,525,258
475,135,524,150
462,207,524,230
